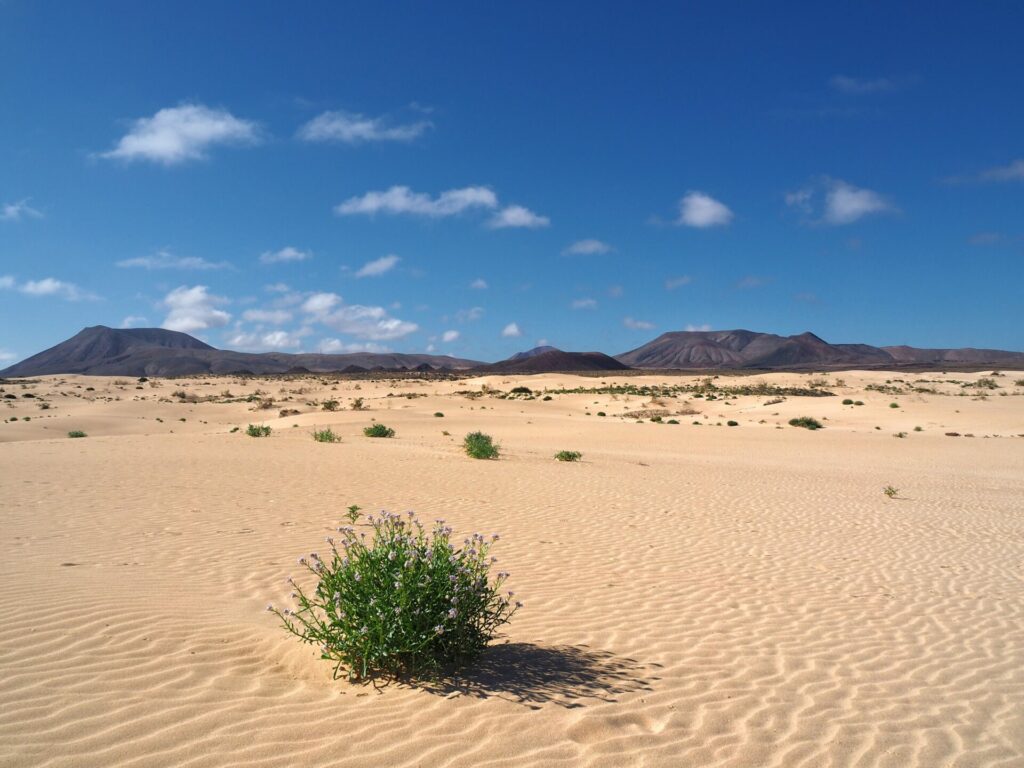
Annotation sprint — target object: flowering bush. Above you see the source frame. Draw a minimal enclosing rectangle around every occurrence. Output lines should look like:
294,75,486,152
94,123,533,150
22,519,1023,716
270,507,519,680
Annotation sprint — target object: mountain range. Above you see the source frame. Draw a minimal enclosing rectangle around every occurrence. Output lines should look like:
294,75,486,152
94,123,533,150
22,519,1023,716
1,325,1022,378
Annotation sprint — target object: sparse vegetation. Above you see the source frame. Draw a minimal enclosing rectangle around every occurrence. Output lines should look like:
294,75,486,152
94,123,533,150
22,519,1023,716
434,412,444,417
554,450,582,462
271,508,518,680
727,420,739,427
842,399,854,405
889,402,900,408
312,427,340,443
464,431,499,459
789,417,823,430
883,485,900,499
351,397,366,411
321,400,340,411
363,423,395,438
246,424,272,437
67,430,87,438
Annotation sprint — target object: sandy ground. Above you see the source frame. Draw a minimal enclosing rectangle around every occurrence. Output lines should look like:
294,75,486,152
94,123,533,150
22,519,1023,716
2,370,1023,767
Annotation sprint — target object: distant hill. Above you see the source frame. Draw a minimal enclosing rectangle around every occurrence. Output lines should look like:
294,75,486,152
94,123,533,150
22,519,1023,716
0,326,483,377
509,345,560,361
475,349,630,374
617,329,1024,369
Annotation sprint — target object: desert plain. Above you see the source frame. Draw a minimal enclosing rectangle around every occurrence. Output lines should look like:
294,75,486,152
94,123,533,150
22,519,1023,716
1,369,1022,767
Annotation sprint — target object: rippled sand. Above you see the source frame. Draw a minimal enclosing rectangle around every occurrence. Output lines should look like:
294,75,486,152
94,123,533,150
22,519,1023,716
2,370,1022,767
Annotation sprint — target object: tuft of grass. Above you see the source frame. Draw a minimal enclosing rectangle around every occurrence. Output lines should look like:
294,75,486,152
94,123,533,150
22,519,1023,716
889,402,900,408
229,426,239,433
363,423,395,438
883,485,899,499
554,450,582,462
67,430,87,438
464,431,499,459
351,397,366,411
271,508,518,681
246,424,272,438
312,427,340,443
913,426,923,432
433,412,444,418
894,431,908,438
789,416,823,430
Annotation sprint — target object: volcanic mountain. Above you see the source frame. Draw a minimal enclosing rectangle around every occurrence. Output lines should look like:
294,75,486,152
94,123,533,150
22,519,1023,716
475,349,630,373
0,326,483,377
616,329,1024,369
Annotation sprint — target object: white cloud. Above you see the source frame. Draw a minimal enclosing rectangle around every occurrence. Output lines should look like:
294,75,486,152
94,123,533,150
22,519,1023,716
161,285,231,333
571,297,597,309
501,322,522,338
562,238,611,255
299,291,417,340
117,249,229,270
0,275,14,289
226,330,302,351
441,330,460,342
121,315,148,328
665,276,693,290
1,199,43,221
425,343,436,353
265,282,291,293
297,110,431,143
470,278,488,290
829,75,900,94
0,349,17,362
260,246,311,264
319,339,391,354
623,317,655,330
488,205,550,229
99,104,259,165
242,309,293,324
456,306,484,322
977,159,1024,183
18,277,97,301
824,180,894,224
335,185,497,217
685,323,712,332
355,254,400,278
677,191,733,228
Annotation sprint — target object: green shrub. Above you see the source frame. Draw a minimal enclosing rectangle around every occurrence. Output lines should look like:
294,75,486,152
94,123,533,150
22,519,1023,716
596,411,606,416
554,450,582,462
855,400,864,406
727,420,739,427
322,400,340,411
889,402,900,408
247,424,272,437
667,419,679,424
789,417,823,430
842,399,854,405
464,431,499,459
434,412,444,418
510,386,532,394
363,423,395,438
313,428,340,443
67,430,87,438
272,509,518,680
883,485,899,498
542,395,553,401
351,397,366,411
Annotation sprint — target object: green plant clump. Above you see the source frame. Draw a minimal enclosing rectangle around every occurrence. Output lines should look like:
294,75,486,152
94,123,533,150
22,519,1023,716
727,420,739,427
247,424,272,437
271,508,519,680
554,450,582,462
842,399,854,405
67,430,88,438
313,428,340,443
464,431,499,459
788,417,823,430
433,412,444,418
363,423,395,438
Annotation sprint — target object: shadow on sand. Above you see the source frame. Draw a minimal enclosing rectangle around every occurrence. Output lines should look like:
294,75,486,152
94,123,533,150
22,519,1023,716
418,642,656,709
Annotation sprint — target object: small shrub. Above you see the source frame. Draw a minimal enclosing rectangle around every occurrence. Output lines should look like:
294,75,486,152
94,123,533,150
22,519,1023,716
894,431,907,438
322,400,340,412
313,428,340,443
271,509,518,680
596,411,606,416
247,424,272,437
883,485,899,499
229,426,239,433
554,450,582,462
434,412,444,418
889,402,900,409
789,417,823,430
510,386,532,395
351,397,366,411
542,395,553,401
67,430,87,438
363,423,395,438
727,420,739,427
464,431,499,459
842,399,854,405
914,426,923,432
666,419,679,424
855,400,864,406
1015,379,1024,387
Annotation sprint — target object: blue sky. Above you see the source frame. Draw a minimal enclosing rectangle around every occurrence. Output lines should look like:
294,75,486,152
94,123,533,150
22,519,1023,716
2,2,1022,364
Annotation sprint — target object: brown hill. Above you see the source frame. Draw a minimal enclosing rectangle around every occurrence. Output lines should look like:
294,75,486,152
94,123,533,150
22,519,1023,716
475,349,630,374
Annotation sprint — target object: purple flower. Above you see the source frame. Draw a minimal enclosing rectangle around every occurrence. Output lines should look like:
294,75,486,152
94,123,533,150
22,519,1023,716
266,603,274,612
434,625,445,635
447,608,457,619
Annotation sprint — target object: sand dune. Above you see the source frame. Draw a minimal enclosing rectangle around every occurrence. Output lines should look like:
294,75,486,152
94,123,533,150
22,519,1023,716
2,370,1022,766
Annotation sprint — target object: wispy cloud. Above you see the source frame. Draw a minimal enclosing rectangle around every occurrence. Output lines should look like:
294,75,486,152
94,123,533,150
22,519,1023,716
99,104,260,165
441,330,460,342
469,278,488,290
501,322,522,338
335,185,497,217
623,317,654,330
226,329,303,351
121,315,149,328
319,339,391,354
571,297,597,310
161,285,231,333
297,110,431,143
456,306,484,323
0,349,17,362
736,275,768,289
259,246,311,264
685,323,711,332
786,178,895,225
677,191,733,228
487,205,550,229
2,276,99,301
947,159,1024,184
118,249,230,270
563,238,611,255
301,291,417,340
242,309,293,324
355,254,400,278
829,75,902,94
665,276,693,290
1,199,43,222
